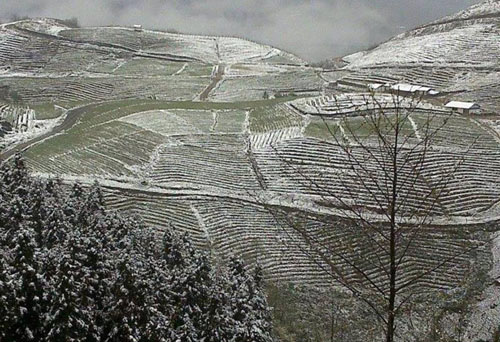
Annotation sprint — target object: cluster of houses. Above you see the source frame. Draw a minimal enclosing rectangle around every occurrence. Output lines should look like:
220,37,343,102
330,79,482,114
368,82,440,96
367,82,481,115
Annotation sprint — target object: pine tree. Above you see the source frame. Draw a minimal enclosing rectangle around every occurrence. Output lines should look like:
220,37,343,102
6,226,47,341
227,258,273,342
0,156,275,341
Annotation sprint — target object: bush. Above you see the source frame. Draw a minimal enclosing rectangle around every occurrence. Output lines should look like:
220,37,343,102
0,156,273,342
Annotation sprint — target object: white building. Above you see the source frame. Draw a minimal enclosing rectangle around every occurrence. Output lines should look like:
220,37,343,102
367,83,385,91
390,83,439,96
445,101,481,115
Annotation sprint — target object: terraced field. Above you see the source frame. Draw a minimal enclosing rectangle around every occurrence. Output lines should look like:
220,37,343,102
0,7,499,328
96,183,492,293
210,69,323,102
0,18,321,107
17,90,499,291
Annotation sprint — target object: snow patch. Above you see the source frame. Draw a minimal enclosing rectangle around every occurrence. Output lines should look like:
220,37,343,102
408,116,422,142
118,110,202,136
342,51,367,64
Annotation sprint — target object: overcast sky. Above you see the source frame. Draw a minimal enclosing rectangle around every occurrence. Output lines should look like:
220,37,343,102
0,0,482,61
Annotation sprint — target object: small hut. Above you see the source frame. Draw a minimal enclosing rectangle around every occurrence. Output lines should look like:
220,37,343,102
133,24,143,32
445,101,481,115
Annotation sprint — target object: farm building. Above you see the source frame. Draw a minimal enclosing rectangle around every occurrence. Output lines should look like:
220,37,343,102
368,83,386,91
133,24,142,32
445,101,481,115
390,83,439,96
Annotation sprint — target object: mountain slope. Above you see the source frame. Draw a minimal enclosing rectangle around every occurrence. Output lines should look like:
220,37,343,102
0,18,322,104
346,0,499,69
331,0,499,113
0,8,498,336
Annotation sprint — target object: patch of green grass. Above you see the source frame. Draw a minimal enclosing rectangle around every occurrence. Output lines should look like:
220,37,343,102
24,98,298,162
29,103,63,120
215,110,247,133
27,121,134,157
183,63,214,77
304,119,342,141
113,58,184,76
250,104,303,133
67,98,299,130
304,115,419,143
25,119,165,176
30,101,90,120
23,97,303,172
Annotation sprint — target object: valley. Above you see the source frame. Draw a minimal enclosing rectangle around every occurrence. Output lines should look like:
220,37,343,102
1,1,499,340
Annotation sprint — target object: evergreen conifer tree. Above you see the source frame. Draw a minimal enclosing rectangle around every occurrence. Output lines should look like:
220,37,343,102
0,156,274,341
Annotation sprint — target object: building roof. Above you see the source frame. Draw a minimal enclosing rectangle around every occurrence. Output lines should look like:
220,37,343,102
445,101,480,109
390,83,432,93
368,83,384,90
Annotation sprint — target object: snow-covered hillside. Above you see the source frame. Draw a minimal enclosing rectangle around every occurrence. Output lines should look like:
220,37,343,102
328,0,500,113
9,18,306,66
345,2,499,69
0,18,319,105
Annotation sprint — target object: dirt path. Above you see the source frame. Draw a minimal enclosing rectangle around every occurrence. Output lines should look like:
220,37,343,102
0,103,96,162
199,64,225,101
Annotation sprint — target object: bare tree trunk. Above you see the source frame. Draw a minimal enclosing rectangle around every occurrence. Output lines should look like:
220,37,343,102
253,91,492,340
387,211,397,342
386,98,400,342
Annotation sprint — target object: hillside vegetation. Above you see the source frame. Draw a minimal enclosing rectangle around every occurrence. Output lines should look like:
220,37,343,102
0,2,499,340
0,157,273,342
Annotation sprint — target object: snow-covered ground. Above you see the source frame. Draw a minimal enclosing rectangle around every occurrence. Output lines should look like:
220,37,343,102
347,23,499,69
10,18,306,66
15,18,69,36
431,0,500,25
0,5,499,329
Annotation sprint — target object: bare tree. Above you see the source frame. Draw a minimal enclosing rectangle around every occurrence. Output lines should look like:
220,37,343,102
251,90,492,341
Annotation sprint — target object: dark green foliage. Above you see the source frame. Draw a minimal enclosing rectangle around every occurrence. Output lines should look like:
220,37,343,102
0,155,273,341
